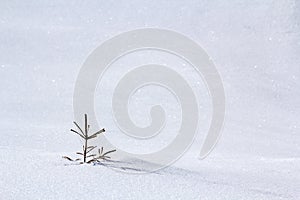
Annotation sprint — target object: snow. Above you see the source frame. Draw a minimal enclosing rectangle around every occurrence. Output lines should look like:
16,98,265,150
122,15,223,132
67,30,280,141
0,0,299,199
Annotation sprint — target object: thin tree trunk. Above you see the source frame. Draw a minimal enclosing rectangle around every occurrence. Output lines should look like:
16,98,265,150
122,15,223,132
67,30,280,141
83,114,88,163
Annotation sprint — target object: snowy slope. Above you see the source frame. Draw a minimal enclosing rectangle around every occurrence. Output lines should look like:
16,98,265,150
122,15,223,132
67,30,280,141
0,0,299,199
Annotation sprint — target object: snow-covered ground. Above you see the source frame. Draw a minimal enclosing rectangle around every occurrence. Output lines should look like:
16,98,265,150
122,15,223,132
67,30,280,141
0,0,299,199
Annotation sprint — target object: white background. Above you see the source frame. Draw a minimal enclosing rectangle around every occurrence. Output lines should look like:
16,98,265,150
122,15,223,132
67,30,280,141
0,1,299,199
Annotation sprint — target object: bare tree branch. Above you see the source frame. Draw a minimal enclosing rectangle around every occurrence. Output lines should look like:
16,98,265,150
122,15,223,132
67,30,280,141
70,129,85,139
73,121,84,135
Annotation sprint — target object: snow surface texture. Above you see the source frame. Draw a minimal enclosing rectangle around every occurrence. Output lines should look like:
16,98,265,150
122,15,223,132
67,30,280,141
0,0,299,199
